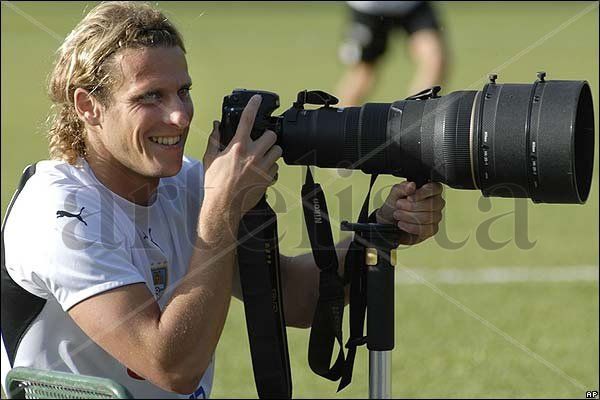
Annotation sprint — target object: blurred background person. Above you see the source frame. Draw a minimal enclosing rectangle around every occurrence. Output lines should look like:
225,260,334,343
336,1,447,106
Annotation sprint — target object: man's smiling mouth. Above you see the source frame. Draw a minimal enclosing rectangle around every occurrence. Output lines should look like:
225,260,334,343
149,135,182,146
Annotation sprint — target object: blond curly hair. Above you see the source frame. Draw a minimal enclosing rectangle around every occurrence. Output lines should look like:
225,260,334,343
47,1,185,164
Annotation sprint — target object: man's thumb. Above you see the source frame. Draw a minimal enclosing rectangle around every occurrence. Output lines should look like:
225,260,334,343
204,121,221,158
389,181,417,201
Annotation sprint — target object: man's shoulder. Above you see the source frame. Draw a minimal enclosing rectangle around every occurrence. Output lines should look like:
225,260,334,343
9,160,112,221
4,159,131,250
19,159,104,199
3,160,136,299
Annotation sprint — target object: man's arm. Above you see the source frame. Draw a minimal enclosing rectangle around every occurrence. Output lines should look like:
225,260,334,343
279,237,353,328
231,237,352,329
69,95,281,395
69,203,238,394
246,181,445,330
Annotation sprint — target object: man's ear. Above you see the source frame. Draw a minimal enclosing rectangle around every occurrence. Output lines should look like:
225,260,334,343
74,88,104,126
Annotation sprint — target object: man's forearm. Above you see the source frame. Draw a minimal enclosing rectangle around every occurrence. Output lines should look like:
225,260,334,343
281,236,353,328
155,197,240,382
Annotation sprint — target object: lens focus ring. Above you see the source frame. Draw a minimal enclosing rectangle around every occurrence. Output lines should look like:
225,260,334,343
447,91,477,189
358,103,390,172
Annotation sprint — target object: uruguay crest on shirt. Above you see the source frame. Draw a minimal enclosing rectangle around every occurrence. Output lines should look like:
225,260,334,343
151,261,168,299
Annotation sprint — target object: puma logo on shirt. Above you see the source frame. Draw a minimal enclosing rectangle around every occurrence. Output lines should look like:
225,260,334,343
56,207,87,226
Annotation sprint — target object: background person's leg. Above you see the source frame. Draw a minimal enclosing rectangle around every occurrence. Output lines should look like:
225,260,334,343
335,61,377,107
406,28,446,96
400,1,447,96
336,8,389,107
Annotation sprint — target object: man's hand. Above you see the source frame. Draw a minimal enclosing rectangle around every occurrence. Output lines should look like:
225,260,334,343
376,181,445,245
203,95,282,218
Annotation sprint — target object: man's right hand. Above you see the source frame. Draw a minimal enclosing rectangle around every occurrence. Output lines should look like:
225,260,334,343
202,95,282,219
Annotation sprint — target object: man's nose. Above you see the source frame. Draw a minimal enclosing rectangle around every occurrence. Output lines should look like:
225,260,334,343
164,98,191,129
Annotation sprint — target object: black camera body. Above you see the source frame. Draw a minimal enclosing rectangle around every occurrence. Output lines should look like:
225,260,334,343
220,89,281,149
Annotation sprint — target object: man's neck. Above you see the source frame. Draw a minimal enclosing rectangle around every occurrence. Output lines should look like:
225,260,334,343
85,155,159,206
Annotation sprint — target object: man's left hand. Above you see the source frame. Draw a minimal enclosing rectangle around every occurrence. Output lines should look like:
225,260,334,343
376,181,445,245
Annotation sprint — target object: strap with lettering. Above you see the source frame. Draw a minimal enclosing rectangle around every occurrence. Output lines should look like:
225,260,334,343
303,167,346,381
338,174,378,391
237,196,292,399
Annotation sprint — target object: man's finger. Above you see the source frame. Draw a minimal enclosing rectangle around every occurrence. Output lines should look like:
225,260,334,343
377,181,416,223
261,145,283,169
388,181,417,202
231,94,262,145
397,196,445,212
253,130,278,156
393,210,443,225
203,121,221,164
267,164,279,185
407,182,443,202
268,174,279,187
207,121,221,152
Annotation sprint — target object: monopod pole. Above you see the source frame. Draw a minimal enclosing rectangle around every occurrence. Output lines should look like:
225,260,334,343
341,222,400,399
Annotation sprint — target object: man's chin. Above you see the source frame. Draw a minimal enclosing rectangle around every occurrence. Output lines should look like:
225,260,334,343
160,169,181,178
158,163,183,178
148,159,184,178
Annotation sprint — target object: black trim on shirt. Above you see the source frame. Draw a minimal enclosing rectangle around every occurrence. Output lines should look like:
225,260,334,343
1,163,47,366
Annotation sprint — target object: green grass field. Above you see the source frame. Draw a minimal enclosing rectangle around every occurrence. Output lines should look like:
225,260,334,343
2,2,598,398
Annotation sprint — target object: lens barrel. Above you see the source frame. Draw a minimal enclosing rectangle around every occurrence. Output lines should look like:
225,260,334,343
472,80,595,203
279,79,594,204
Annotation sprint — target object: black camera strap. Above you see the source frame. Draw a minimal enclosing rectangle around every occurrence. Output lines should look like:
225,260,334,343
237,197,292,399
303,168,379,391
339,174,378,391
302,167,346,381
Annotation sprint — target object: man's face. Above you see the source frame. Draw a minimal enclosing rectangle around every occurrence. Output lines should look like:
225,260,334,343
98,46,193,178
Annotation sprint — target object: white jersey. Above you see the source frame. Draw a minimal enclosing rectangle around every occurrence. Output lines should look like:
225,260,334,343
1,156,213,399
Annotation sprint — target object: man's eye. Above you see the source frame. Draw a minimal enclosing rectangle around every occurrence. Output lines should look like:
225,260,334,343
179,87,191,98
141,92,161,103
